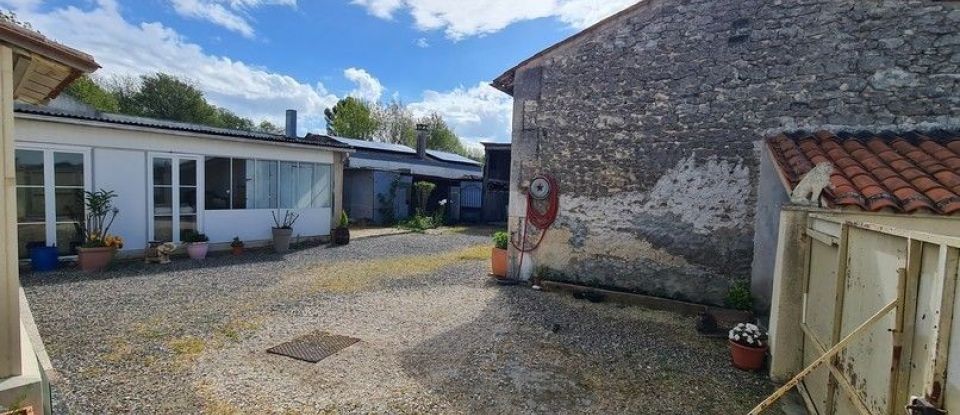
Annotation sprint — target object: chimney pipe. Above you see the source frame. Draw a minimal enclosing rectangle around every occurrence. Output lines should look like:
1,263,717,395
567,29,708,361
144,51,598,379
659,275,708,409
285,109,297,138
416,123,429,159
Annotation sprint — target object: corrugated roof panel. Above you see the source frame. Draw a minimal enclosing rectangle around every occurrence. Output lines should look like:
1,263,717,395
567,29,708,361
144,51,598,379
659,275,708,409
328,136,416,154
426,149,482,165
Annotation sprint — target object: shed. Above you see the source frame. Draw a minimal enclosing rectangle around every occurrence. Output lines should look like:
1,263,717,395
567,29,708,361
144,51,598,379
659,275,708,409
760,130,960,414
327,133,482,225
12,101,352,259
481,142,510,224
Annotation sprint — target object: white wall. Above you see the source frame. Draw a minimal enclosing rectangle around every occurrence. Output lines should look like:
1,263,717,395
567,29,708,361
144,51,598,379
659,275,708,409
93,148,147,250
14,116,338,253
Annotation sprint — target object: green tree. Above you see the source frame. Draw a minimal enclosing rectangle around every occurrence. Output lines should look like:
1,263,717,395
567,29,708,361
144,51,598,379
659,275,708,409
257,120,284,134
417,113,466,155
374,99,416,144
213,107,254,130
133,73,217,124
324,97,379,139
64,75,119,112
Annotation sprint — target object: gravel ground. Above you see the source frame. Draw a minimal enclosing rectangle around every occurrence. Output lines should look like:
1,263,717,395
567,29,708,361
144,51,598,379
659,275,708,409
23,229,782,414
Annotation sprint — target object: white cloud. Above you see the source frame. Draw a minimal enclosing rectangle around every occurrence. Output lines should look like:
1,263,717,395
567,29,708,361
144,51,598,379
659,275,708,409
169,0,296,38
415,37,429,48
409,82,513,144
344,67,385,102
0,0,336,133
352,0,638,40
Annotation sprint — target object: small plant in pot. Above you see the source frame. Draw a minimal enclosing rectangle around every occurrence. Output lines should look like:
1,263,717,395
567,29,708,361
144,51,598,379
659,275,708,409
230,237,244,256
728,322,768,371
490,231,509,279
183,230,210,260
333,211,350,245
77,189,123,272
271,210,299,253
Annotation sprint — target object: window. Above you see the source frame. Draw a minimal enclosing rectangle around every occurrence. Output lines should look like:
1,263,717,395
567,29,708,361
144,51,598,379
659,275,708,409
15,148,88,257
204,157,331,210
204,157,231,210
255,160,278,209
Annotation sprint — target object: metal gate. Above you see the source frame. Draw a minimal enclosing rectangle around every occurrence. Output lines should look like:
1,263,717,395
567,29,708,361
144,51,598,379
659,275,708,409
795,215,960,415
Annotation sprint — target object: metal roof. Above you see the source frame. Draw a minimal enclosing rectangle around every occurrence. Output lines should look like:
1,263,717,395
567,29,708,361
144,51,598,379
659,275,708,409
327,136,482,166
15,103,352,150
426,149,482,166
327,136,416,154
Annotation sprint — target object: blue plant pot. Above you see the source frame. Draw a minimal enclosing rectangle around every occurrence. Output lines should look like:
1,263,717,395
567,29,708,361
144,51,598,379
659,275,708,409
29,246,59,272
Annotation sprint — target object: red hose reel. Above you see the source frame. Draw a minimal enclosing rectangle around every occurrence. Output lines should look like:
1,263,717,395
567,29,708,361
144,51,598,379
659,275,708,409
511,174,559,254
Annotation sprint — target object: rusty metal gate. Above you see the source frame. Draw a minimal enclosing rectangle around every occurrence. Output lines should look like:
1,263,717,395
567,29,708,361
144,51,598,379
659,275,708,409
795,215,960,415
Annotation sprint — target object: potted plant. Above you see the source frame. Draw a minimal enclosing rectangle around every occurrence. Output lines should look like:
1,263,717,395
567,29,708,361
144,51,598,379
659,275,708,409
728,322,768,371
491,231,509,278
183,230,210,260
77,189,122,272
230,237,244,256
27,241,58,272
333,211,350,245
271,210,299,253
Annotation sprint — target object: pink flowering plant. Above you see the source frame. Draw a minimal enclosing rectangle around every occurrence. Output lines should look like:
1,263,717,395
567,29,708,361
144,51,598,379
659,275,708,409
728,323,767,348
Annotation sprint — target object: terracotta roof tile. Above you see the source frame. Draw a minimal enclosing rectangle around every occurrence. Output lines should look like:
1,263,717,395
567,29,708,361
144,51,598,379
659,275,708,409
767,130,960,215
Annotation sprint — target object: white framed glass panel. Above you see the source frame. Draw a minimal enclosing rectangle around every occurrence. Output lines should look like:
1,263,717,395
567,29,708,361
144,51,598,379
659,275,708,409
278,161,297,209
232,159,253,209
255,160,278,209
312,164,331,208
296,163,314,209
149,155,202,243
15,148,89,257
204,157,231,210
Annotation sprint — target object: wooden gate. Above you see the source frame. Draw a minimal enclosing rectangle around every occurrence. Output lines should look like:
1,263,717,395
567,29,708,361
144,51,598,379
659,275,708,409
793,215,960,415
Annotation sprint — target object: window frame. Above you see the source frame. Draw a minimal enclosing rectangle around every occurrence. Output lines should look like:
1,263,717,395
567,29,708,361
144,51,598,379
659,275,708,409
14,143,92,257
204,157,332,211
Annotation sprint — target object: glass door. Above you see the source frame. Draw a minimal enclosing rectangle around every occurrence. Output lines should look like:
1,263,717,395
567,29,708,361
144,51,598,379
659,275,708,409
14,148,89,257
150,155,202,242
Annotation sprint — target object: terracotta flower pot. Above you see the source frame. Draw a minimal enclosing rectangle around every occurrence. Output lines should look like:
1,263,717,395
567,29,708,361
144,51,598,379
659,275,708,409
491,247,508,278
77,247,115,272
186,242,209,260
729,340,768,371
231,246,244,256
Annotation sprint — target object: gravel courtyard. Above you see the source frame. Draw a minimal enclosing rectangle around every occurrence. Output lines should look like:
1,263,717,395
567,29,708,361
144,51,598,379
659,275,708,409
23,230,779,414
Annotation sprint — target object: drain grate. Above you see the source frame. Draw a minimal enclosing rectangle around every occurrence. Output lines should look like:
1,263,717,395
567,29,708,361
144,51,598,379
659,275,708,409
267,331,359,363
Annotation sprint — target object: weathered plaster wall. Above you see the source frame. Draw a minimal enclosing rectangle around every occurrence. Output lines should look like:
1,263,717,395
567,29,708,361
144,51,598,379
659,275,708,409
751,144,791,313
507,0,960,306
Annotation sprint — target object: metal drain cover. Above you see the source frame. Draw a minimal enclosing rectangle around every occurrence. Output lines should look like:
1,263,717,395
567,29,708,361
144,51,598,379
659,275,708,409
267,331,359,363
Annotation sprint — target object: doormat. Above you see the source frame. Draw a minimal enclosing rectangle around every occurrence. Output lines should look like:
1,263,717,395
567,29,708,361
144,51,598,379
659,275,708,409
267,331,360,363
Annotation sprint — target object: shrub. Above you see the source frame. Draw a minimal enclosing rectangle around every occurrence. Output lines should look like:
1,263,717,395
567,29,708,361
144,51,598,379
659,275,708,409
338,211,349,228
725,280,753,311
728,323,767,348
182,230,209,243
413,181,436,213
492,231,509,250
230,237,244,248
399,214,436,232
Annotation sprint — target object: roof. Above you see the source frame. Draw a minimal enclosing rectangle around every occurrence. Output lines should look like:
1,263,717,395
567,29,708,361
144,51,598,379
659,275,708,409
326,136,482,167
327,135,416,154
482,142,511,150
767,130,960,215
0,20,99,104
491,0,647,95
16,103,352,150
426,149,481,166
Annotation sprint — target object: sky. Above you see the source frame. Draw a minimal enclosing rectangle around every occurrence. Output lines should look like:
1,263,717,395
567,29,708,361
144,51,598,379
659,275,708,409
0,0,638,149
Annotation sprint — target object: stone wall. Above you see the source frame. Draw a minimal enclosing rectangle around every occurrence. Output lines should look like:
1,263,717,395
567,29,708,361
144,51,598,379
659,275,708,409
506,0,960,306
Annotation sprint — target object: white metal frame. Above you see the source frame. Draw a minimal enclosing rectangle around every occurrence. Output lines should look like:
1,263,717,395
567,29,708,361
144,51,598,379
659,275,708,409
13,143,91,255
147,152,204,243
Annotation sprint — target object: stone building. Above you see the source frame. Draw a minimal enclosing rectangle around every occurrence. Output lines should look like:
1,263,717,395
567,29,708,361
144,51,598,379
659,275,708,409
491,0,960,307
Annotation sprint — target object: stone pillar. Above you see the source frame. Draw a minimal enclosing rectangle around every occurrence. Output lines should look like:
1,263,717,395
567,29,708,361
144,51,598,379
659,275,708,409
0,45,21,379
768,207,809,382
332,152,345,232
